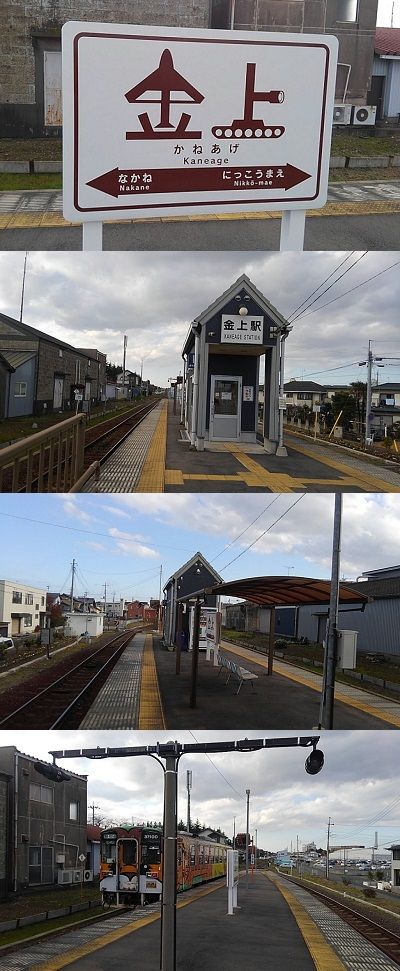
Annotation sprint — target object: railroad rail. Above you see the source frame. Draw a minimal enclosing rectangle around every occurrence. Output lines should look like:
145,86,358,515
284,875,400,966
0,626,151,730
83,398,160,470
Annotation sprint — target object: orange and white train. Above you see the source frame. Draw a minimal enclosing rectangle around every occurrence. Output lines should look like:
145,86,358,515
100,825,227,905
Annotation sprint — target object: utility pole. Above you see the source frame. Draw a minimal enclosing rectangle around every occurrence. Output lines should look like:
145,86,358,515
70,559,76,612
122,335,127,397
255,829,257,870
88,803,100,825
326,817,334,880
276,327,292,457
319,494,342,729
245,788,250,888
104,582,107,622
20,251,28,322
186,770,192,833
365,341,373,444
233,816,236,849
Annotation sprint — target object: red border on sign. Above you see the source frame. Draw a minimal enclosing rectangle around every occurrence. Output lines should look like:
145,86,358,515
73,31,331,214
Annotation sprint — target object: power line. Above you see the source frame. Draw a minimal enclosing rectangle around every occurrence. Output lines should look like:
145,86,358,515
219,494,306,572
211,496,281,563
0,511,192,556
188,732,245,800
289,253,367,323
295,258,400,321
286,253,355,321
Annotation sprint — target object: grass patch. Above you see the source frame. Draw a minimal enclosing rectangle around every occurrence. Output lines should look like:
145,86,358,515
0,906,106,947
0,173,62,191
329,165,400,182
0,398,156,447
331,133,400,156
0,884,101,920
289,872,400,918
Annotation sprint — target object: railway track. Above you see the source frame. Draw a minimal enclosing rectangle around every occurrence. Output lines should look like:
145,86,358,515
0,626,151,730
285,876,400,965
83,398,161,469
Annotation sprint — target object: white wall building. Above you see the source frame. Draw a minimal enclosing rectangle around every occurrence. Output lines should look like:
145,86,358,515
0,579,46,636
64,613,104,638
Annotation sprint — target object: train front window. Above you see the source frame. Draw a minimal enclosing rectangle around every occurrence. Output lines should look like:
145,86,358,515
122,839,137,866
101,841,116,864
142,842,161,866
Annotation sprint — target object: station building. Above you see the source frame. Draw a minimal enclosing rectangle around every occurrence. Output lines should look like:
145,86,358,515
0,1,378,136
0,746,87,899
0,579,47,637
0,312,106,418
163,553,222,648
181,275,289,453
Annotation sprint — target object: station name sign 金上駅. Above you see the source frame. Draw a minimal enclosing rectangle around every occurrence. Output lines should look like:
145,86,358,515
62,22,338,222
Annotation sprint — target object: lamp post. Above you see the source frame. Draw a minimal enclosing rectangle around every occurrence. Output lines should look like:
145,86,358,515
49,736,324,971
245,788,250,888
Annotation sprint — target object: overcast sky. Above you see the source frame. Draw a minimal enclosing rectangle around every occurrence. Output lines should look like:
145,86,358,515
1,492,399,602
378,0,400,26
1,252,399,388
0,729,397,855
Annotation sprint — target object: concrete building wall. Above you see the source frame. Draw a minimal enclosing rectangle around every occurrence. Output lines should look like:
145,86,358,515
0,580,47,636
0,1,210,135
64,613,104,637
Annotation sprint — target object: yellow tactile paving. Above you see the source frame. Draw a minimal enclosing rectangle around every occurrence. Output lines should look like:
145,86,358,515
266,872,346,971
288,440,400,492
164,469,185,485
32,880,223,970
135,399,167,492
222,640,400,728
138,633,166,730
1,199,400,231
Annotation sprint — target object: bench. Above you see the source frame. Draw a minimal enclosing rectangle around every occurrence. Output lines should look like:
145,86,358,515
217,652,258,695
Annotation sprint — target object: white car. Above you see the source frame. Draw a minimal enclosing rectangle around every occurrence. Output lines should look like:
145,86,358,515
0,636,14,650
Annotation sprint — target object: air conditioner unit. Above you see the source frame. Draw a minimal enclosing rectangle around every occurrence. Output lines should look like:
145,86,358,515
351,105,376,126
58,871,73,885
72,870,82,883
83,869,93,883
333,104,352,125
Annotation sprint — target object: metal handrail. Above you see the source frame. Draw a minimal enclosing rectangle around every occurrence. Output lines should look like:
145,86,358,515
0,414,86,492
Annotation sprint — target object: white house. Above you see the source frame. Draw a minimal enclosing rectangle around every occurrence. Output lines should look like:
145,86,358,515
64,613,104,638
0,579,47,637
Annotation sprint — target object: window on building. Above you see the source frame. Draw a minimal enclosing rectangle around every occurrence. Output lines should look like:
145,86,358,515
69,801,79,821
35,603,39,610
29,783,53,805
29,846,53,885
41,597,45,606
190,844,196,864
14,382,27,397
25,594,33,605
24,615,32,627
12,590,22,603
337,0,358,22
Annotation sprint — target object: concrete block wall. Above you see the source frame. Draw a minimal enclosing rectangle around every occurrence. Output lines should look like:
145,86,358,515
0,1,210,105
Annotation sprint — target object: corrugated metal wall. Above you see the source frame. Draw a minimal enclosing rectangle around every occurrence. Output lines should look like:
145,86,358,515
297,599,400,657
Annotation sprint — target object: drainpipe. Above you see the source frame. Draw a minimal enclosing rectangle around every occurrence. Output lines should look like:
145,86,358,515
276,329,290,457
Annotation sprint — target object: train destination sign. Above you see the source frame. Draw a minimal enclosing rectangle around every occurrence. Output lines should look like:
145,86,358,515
62,22,338,223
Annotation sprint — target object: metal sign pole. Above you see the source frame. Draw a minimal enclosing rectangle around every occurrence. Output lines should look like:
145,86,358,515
82,221,103,251
279,210,306,251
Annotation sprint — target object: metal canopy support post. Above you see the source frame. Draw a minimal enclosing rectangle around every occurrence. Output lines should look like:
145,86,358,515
268,605,275,676
82,221,103,251
279,210,306,251
245,789,250,889
175,604,183,675
320,494,343,729
161,756,178,971
189,598,201,708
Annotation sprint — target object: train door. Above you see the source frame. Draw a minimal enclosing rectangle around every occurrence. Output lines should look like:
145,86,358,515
139,831,162,900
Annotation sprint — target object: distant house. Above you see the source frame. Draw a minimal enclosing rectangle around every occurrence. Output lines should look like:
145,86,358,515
372,28,400,120
0,579,46,637
284,381,326,410
0,312,106,418
371,383,400,432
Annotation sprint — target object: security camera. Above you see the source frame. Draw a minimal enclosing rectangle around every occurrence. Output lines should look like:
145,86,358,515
305,749,324,775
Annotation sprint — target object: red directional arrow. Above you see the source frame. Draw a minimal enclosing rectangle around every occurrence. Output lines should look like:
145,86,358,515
87,164,311,198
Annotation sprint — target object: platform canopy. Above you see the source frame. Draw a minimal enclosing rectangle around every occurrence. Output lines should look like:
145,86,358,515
204,576,369,608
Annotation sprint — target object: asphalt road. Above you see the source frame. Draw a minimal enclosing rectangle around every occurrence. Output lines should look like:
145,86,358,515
1,212,400,250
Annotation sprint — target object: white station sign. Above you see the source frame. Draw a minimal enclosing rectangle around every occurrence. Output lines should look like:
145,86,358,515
62,22,338,222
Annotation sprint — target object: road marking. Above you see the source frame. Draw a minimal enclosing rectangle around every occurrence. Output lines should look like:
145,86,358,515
138,633,166,730
135,400,167,492
266,872,347,971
